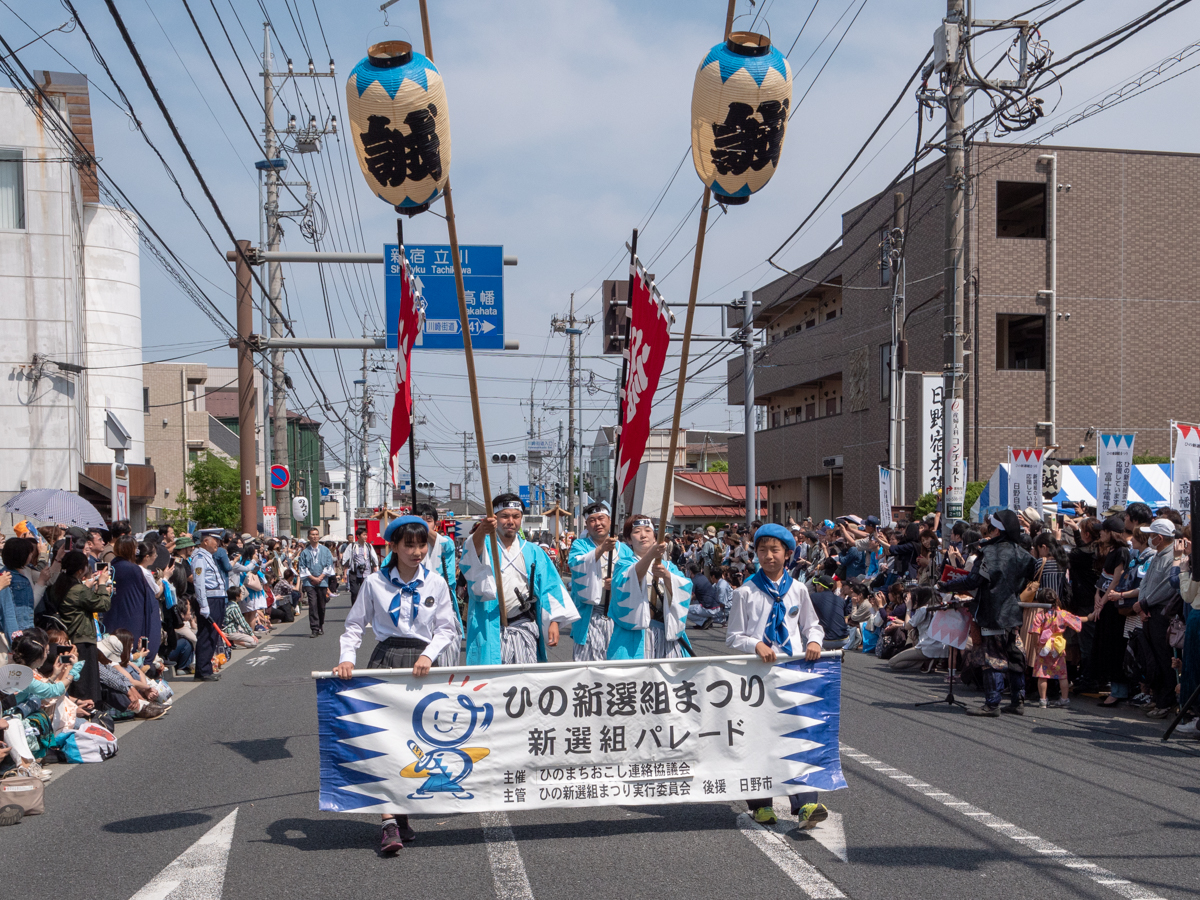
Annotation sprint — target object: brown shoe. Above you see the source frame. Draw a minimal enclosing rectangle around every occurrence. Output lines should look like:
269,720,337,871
135,702,169,720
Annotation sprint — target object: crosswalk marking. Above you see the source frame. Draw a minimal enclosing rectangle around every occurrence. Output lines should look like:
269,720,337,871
128,809,238,900
480,810,535,900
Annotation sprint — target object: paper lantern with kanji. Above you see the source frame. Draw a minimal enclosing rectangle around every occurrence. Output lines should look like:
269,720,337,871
690,32,792,205
346,41,451,214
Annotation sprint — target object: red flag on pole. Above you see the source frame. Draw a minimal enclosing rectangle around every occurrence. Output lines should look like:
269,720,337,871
390,247,422,479
616,258,672,494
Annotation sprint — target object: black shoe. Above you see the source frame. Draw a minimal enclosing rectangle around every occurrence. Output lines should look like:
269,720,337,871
193,673,220,682
311,631,320,639
967,704,1000,717
1001,702,1026,716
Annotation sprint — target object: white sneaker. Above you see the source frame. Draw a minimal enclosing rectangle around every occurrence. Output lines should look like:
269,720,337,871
1174,719,1200,735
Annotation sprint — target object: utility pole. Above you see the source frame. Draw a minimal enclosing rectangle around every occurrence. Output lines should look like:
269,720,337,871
941,0,967,523
741,290,756,531
889,191,907,506
552,294,591,530
232,239,257,533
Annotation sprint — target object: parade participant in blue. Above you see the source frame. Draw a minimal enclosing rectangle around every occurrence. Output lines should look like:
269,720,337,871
298,526,335,638
333,515,457,855
727,522,828,829
190,528,228,683
416,503,463,666
608,513,693,660
460,493,578,665
568,500,636,662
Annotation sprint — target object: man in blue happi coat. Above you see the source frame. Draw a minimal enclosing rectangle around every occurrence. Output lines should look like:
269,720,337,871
568,500,636,661
460,493,578,665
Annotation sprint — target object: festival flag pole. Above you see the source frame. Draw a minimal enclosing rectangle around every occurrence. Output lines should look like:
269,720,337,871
602,228,638,605
415,0,508,627
397,218,419,513
656,190,711,543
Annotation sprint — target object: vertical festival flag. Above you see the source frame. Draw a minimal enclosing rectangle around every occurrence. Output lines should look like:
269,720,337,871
1171,421,1200,520
920,375,944,496
1008,448,1044,512
878,466,894,528
616,258,672,494
1097,433,1136,513
390,245,423,479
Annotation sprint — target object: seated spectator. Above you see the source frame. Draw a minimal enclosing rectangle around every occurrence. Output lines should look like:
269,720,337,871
270,568,301,623
95,634,167,720
111,628,173,706
222,586,259,648
888,586,949,672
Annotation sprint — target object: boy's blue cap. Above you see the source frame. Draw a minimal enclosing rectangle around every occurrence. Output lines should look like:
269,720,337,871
383,515,428,543
753,523,796,554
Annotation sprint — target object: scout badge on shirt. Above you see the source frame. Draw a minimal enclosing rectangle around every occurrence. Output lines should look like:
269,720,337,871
788,605,800,618
424,597,435,608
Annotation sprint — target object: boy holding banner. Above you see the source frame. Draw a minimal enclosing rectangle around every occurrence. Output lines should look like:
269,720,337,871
332,515,459,855
726,523,827,828
461,493,579,665
568,501,636,661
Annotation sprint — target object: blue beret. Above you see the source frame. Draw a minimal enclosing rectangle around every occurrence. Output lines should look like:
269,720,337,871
383,515,428,543
754,523,796,554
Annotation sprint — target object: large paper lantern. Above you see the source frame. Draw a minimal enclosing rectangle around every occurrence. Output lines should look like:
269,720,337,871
346,41,451,214
691,32,792,205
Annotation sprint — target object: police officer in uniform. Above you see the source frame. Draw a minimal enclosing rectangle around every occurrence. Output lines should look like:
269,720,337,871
191,527,228,682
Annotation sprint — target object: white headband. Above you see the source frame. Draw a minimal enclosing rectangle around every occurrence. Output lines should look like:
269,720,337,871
628,517,653,529
493,500,524,513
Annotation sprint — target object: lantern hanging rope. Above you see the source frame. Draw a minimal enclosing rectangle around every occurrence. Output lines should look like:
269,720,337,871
690,31,792,205
346,40,451,215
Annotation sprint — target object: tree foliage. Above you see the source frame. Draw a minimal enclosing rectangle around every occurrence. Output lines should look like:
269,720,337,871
707,459,729,473
185,452,241,529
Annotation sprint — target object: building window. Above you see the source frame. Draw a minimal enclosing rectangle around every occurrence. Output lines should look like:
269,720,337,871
996,181,1046,238
825,309,838,322
880,344,892,401
143,387,150,413
188,449,199,465
0,149,25,229
879,227,891,286
996,314,1046,370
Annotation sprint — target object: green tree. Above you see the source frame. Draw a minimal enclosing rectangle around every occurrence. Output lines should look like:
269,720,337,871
707,459,729,473
912,482,986,521
185,452,241,529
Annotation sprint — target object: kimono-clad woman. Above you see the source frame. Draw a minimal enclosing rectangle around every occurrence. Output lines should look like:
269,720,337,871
608,513,693,660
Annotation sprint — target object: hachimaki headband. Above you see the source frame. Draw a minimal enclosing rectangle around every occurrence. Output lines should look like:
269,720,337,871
493,499,524,513
628,517,653,529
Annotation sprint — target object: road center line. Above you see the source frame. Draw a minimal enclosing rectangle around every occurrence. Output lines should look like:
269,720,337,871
128,808,238,900
735,812,846,899
479,810,535,900
841,746,1166,900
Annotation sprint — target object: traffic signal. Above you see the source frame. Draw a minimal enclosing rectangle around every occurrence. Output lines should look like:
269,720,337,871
491,453,517,464
601,279,629,355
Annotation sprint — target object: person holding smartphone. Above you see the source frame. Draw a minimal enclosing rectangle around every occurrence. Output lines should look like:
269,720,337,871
56,551,112,708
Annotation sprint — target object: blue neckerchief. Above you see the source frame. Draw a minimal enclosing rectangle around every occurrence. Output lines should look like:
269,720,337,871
386,565,426,626
750,569,794,655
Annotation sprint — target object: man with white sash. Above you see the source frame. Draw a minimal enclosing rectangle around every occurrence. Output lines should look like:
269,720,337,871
608,513,693,659
568,500,636,661
416,502,463,667
461,493,579,665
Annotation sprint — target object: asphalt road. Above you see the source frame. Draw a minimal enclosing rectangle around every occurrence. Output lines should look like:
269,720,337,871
8,592,1199,900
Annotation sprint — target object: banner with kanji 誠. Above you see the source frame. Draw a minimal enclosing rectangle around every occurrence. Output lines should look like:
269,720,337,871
315,655,845,814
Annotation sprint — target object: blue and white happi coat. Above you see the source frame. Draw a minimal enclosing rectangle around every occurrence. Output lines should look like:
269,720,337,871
608,558,694,660
423,532,461,631
568,534,636,647
461,535,578,665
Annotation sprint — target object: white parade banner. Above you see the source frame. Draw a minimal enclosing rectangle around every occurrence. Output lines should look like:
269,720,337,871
1097,434,1136,513
315,655,845,814
1008,448,1044,512
1171,421,1200,520
920,374,944,496
878,466,894,528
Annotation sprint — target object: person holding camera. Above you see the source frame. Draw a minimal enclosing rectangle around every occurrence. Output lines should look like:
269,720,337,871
56,551,112,708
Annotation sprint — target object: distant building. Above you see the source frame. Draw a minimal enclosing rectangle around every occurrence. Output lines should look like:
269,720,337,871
728,142,1200,522
0,71,155,526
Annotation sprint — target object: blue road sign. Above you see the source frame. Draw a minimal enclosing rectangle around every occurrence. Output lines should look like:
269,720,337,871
384,244,504,351
519,485,547,508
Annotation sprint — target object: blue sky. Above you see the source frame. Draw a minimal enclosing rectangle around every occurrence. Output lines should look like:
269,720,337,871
4,0,1199,502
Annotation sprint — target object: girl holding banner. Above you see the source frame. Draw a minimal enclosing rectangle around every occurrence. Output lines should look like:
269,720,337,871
332,515,460,855
607,514,694,660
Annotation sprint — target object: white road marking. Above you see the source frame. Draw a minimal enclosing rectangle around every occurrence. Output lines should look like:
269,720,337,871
128,808,238,900
842,746,1166,900
769,799,849,863
736,812,845,898
479,810,535,900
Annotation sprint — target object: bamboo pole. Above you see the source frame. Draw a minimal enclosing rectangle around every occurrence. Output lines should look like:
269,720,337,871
417,0,507,627
656,190,711,541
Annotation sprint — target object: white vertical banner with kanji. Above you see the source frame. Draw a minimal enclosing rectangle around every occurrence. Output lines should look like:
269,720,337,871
1009,448,1045,512
920,374,944,496
878,466,894,528
316,655,845,814
1171,422,1200,521
1097,434,1136,513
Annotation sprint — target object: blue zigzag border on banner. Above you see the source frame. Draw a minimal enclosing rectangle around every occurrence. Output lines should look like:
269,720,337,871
317,676,392,811
773,658,847,792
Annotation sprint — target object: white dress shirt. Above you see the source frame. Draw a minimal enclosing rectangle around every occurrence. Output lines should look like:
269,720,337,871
338,563,458,665
726,576,824,656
